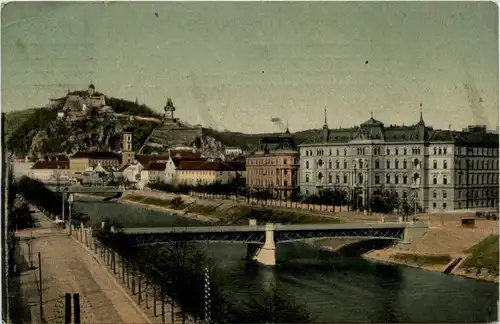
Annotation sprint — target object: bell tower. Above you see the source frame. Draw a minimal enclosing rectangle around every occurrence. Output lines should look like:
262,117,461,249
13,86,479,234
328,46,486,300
164,98,176,121
121,129,135,166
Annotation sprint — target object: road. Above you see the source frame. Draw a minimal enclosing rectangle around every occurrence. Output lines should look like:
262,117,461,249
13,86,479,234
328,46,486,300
17,209,151,324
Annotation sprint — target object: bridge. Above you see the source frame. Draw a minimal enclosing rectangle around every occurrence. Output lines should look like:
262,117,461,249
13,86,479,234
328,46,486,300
116,221,428,266
64,186,125,194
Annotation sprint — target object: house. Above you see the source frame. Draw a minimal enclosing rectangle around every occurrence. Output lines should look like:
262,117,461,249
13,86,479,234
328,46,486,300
176,160,246,186
69,151,121,179
140,162,167,185
120,154,170,183
29,160,70,182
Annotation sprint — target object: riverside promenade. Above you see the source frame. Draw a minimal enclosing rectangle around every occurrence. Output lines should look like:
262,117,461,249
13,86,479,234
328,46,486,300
16,209,151,324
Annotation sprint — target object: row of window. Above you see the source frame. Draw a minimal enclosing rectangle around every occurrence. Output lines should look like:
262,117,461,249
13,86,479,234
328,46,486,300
457,173,499,185
457,189,498,199
304,172,422,186
303,147,424,157
247,158,296,165
456,159,499,170
305,158,422,170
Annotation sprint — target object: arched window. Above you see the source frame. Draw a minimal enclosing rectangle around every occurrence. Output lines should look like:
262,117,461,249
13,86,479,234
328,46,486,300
329,149,332,156
433,147,437,155
336,149,340,156
403,175,408,184
343,160,347,169
375,159,380,169
305,161,309,169
359,159,364,169
318,172,324,181
343,174,348,183
358,173,363,184
386,160,391,169
318,159,324,167
328,174,333,183
336,160,340,169
433,160,437,169
443,160,447,169
395,160,399,169
336,175,340,183
433,190,437,198
344,148,347,156
403,159,407,169
438,148,442,154
443,175,448,185
328,160,332,169
305,174,310,183
433,175,437,185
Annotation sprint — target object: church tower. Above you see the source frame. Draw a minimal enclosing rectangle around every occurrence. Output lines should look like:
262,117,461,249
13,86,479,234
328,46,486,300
164,98,176,122
121,129,135,166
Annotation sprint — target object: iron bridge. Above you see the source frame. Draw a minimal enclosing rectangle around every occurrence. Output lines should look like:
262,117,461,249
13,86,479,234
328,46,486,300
117,223,414,246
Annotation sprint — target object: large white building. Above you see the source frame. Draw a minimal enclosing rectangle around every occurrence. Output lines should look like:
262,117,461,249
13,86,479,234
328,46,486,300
298,110,499,212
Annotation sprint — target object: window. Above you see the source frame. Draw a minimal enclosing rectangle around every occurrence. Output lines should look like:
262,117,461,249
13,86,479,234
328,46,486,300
306,151,309,156
358,173,363,184
359,159,364,169
443,175,448,185
328,174,333,183
403,175,408,184
443,190,447,199
433,202,437,208
336,149,340,156
395,160,399,169
442,203,447,209
328,161,332,169
386,175,391,184
438,148,442,155
375,159,380,169
343,175,348,183
433,160,437,169
344,161,347,169
305,175,309,183
318,159,324,167
443,148,447,155
395,148,399,155
403,160,407,169
404,148,407,155
395,175,399,184
433,191,437,198
336,160,340,169
386,160,391,169
433,147,437,155
443,160,447,169
375,175,380,184
433,176,437,185
318,172,323,181
344,149,347,156
306,161,309,169
329,149,332,156
387,148,390,155
336,175,340,183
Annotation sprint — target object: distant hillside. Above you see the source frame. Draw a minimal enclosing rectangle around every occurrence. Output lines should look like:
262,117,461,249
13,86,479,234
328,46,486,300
4,98,158,158
3,97,318,158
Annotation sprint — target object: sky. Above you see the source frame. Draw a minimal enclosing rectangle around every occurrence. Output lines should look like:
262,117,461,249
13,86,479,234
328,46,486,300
2,1,498,134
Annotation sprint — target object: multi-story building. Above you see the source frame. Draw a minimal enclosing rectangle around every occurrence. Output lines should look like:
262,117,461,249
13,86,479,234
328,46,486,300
246,130,299,199
298,110,498,212
176,160,245,186
69,151,121,178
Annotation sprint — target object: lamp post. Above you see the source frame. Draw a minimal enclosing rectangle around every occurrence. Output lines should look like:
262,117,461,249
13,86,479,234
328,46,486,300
67,193,74,235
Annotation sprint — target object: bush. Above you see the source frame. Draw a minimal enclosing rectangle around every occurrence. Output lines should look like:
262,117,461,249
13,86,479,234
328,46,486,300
462,235,499,275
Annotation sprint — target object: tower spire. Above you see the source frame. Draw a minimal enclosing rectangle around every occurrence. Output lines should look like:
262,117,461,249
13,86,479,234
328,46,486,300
419,102,424,123
323,106,328,127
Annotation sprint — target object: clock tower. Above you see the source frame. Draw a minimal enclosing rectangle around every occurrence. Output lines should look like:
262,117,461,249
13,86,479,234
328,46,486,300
164,98,176,121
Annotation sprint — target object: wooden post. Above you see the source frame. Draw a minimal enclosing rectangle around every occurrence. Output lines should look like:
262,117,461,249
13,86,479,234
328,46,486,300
145,280,149,309
161,288,165,324
122,257,125,283
132,267,136,294
138,274,142,304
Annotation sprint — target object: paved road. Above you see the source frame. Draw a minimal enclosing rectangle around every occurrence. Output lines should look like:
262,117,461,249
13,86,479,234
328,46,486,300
17,210,150,324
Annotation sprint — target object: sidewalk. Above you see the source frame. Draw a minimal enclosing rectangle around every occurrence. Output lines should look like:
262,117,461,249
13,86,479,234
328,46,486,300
17,210,151,324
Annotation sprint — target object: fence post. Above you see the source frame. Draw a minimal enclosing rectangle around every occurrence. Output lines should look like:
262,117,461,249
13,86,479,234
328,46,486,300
138,273,142,304
38,252,44,323
153,285,157,317
161,288,165,324
122,256,125,283
132,266,136,294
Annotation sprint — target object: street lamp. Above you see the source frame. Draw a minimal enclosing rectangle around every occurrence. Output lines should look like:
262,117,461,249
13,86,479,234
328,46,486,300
67,193,74,235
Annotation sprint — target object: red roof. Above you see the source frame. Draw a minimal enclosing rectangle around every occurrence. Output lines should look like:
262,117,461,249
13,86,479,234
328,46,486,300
144,162,166,171
135,154,170,166
31,161,70,170
71,151,120,159
177,160,245,171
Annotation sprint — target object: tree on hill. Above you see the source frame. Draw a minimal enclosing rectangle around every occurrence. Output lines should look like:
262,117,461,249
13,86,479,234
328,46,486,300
105,97,161,118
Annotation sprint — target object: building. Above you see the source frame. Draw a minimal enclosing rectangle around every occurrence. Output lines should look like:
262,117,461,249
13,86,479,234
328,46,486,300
121,128,135,166
56,84,109,121
176,160,246,186
298,109,499,212
69,151,121,179
140,162,168,184
29,160,70,182
121,154,170,183
224,147,243,156
164,150,204,184
246,129,299,199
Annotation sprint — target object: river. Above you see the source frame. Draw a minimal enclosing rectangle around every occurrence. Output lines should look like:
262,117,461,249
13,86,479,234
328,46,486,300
74,198,498,323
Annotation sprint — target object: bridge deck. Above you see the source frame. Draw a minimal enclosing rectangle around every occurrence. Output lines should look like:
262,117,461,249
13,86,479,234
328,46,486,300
66,186,124,193
120,222,424,235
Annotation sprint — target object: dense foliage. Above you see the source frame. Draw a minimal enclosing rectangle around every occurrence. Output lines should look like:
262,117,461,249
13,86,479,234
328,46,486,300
105,97,161,118
16,177,89,224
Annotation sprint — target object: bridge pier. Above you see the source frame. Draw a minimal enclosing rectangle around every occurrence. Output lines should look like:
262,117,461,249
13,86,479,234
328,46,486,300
246,223,276,266
398,223,428,249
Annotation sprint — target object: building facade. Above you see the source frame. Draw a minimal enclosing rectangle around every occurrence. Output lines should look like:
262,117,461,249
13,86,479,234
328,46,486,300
176,160,245,186
69,152,121,178
246,130,299,199
298,111,499,212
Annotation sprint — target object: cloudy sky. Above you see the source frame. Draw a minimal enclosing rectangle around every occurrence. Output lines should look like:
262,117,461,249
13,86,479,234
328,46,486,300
2,1,498,133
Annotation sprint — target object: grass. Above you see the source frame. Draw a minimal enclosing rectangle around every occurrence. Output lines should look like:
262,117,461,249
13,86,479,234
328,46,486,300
391,253,452,266
123,194,344,225
462,234,499,275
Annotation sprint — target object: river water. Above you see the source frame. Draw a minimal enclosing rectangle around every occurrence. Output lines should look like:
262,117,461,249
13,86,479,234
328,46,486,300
74,198,498,323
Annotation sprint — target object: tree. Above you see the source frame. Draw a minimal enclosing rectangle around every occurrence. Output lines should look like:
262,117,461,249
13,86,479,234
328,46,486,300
369,188,400,214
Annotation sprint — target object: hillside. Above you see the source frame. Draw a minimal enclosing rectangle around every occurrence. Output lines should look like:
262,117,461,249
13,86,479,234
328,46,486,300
4,98,318,158
4,98,159,158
